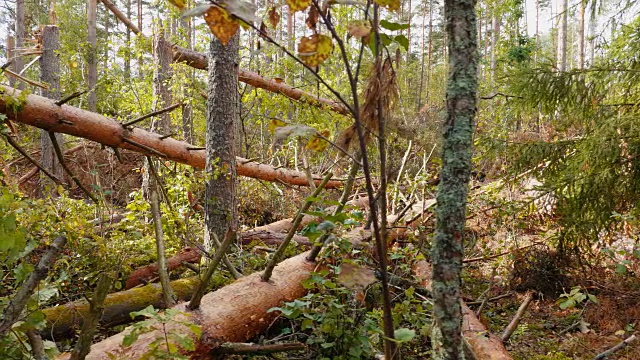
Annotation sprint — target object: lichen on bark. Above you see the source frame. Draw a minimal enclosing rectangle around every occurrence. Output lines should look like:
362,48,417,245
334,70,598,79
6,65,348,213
431,0,478,358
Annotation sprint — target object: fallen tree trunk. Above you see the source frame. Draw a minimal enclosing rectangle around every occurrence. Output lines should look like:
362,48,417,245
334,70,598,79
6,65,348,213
0,86,342,188
42,277,200,340
97,0,349,116
55,252,317,359
125,247,202,290
170,45,349,115
124,230,311,290
413,261,512,360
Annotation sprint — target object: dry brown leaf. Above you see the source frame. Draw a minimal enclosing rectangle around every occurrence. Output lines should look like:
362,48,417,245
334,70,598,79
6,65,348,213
305,6,319,29
267,7,280,28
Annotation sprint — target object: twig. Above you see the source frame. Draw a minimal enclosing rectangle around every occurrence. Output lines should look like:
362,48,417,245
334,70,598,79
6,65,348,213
122,137,166,157
48,131,99,203
69,273,112,360
467,292,513,305
55,90,87,106
217,342,306,355
122,103,182,128
1,133,65,185
25,330,48,360
262,172,332,282
0,236,67,336
149,178,176,308
187,229,236,310
463,242,543,263
501,291,535,343
593,334,637,360
1,68,49,89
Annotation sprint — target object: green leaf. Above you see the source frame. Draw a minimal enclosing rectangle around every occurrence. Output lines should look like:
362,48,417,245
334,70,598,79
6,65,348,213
394,34,409,51
587,294,599,304
380,20,410,31
394,328,416,342
559,298,575,309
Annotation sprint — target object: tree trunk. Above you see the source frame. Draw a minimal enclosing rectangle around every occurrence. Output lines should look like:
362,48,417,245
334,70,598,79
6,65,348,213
15,0,25,90
557,0,568,71
578,0,585,69
87,0,97,111
490,6,500,83
432,0,478,358
137,0,143,78
414,261,512,360
589,8,596,65
124,0,131,78
203,34,239,251
6,35,15,87
142,32,173,197
0,86,342,189
55,252,318,359
38,25,64,196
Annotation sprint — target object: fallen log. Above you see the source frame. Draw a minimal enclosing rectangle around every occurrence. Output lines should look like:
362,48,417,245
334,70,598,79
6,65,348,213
55,252,317,359
124,224,314,290
97,0,349,115
413,261,512,360
0,86,342,188
125,247,201,290
42,277,200,340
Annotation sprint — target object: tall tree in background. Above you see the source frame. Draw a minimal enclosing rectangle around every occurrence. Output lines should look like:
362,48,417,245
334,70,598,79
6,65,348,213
87,0,97,110
557,0,568,71
204,34,239,252
431,0,478,358
490,2,501,83
39,25,64,196
14,0,25,89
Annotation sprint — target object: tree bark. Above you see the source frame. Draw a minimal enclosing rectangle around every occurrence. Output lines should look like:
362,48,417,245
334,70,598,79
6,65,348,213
55,252,318,359
125,247,202,290
203,34,239,252
38,25,64,196
432,0,478,358
87,0,97,111
0,86,342,188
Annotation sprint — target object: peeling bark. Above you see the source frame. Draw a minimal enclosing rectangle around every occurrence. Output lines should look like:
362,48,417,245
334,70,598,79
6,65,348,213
0,86,342,188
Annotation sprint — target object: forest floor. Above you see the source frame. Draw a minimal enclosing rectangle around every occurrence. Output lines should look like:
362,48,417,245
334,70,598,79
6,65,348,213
461,184,640,360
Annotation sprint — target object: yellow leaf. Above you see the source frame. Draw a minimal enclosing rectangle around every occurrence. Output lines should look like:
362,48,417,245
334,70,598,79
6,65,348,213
374,0,400,11
348,21,371,38
306,130,329,151
168,0,186,10
268,119,287,133
285,0,311,13
298,34,333,67
203,6,239,46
